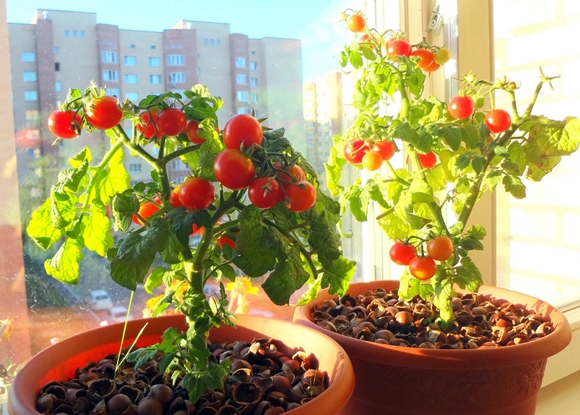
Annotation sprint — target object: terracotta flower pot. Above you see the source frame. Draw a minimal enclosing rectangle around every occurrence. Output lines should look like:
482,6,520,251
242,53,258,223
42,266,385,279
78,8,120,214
8,314,355,415
293,280,572,415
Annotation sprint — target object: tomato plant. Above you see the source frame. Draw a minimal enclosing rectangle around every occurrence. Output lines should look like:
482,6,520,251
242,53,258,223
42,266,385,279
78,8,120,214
346,13,366,33
422,60,440,73
47,110,83,139
169,187,183,208
156,108,187,136
248,177,283,209
448,95,475,119
411,48,434,70
214,149,256,190
275,163,306,184
434,47,451,65
284,181,316,212
223,114,263,150
178,177,215,210
409,256,437,280
386,39,412,57
389,241,417,266
426,236,454,261
343,138,370,164
362,151,383,171
85,96,123,130
137,110,161,139
485,109,512,133
217,234,236,250
185,120,205,144
360,34,377,49
131,201,160,226
417,152,437,168
372,140,396,161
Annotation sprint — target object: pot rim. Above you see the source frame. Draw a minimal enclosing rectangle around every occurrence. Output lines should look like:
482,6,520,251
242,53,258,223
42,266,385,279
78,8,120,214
293,280,572,370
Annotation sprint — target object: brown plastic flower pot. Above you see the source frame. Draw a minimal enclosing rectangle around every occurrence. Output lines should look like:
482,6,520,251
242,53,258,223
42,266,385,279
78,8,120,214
8,314,354,415
293,280,572,415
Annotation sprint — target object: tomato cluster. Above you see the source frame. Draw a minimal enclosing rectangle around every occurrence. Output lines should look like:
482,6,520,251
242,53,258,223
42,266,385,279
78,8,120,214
389,235,454,280
343,138,396,170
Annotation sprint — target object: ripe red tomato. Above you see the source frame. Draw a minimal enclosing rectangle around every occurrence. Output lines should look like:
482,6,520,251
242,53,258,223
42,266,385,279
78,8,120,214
411,48,434,70
372,141,396,161
85,96,123,130
185,120,205,144
389,241,417,266
485,109,512,133
409,256,437,280
346,14,366,33
343,139,370,164
223,114,263,150
178,177,215,210
422,60,441,73
386,39,412,57
214,149,256,190
137,110,162,140
359,33,377,48
169,187,183,208
362,151,383,171
275,163,306,184
284,181,316,212
156,108,186,136
248,177,283,209
47,110,83,139
217,234,236,250
131,201,160,225
433,47,451,65
448,95,475,119
426,236,454,261
418,152,437,168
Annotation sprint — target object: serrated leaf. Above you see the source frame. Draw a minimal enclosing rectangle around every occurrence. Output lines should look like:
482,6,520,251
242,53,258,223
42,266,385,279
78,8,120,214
320,256,356,296
144,267,166,294
82,209,114,256
262,249,309,305
398,270,421,300
453,256,483,292
27,197,64,250
112,192,140,232
44,238,84,284
439,125,463,151
502,174,526,199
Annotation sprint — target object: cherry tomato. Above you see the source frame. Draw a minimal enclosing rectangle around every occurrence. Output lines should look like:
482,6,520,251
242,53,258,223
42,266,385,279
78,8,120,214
275,163,306,184
178,177,215,210
137,110,162,140
448,95,475,120
360,33,377,48
409,256,437,280
284,181,316,212
426,236,454,261
217,234,236,250
185,120,205,144
418,152,437,168
156,108,186,136
346,14,366,33
85,96,123,130
248,177,283,209
169,187,183,208
223,114,263,150
434,47,451,65
362,151,383,171
214,149,256,190
411,48,434,70
389,241,417,266
47,110,83,139
422,60,441,73
343,139,370,164
191,224,204,236
386,39,412,58
372,141,396,161
131,202,160,225
485,109,512,133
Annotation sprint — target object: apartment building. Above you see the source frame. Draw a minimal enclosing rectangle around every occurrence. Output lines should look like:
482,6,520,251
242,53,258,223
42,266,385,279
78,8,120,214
8,9,305,198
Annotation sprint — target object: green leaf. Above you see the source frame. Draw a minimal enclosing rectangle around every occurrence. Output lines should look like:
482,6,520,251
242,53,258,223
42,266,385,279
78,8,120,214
453,256,483,292
432,272,454,311
82,208,114,256
361,45,376,61
344,184,370,222
27,197,64,250
112,192,139,232
408,174,433,203
144,267,166,294
502,174,526,199
324,145,346,197
320,256,357,296
44,238,84,284
462,125,481,149
439,125,463,151
395,123,421,147
262,248,309,305
484,170,503,190
398,269,421,300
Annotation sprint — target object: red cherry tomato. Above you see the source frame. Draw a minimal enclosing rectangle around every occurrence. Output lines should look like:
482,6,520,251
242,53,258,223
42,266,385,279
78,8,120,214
223,114,263,150
409,256,437,280
47,110,83,139
411,48,434,70
248,177,283,209
185,120,205,144
389,241,417,266
386,39,412,57
448,95,475,119
217,234,236,250
346,14,366,33
372,141,396,161
422,60,441,73
178,177,215,210
214,149,256,190
343,139,370,164
485,109,512,133
137,110,162,140
170,187,183,208
131,202,160,225
156,108,186,136
284,181,317,212
418,152,437,168
275,163,306,184
426,236,454,261
85,96,123,130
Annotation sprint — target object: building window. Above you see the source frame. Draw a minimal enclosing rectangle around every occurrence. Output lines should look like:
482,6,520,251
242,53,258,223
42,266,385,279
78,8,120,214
25,110,39,121
237,91,249,102
124,56,137,66
125,92,139,102
236,74,247,85
55,62,60,71
54,46,59,54
168,72,185,85
149,57,161,67
23,72,36,82
254,110,259,118
151,45,156,50
105,88,120,97
64,30,70,37
251,78,258,86
210,39,215,45
167,55,185,66
22,52,35,62
130,44,136,49
72,30,78,37
55,82,62,91
203,38,208,45
129,163,142,173
103,70,119,82
102,51,118,63
124,74,138,84
150,75,162,84
24,91,38,101
252,94,259,104
250,61,258,70
216,39,221,45
80,31,85,38
236,57,247,68
307,122,314,128
237,107,250,115
307,132,314,139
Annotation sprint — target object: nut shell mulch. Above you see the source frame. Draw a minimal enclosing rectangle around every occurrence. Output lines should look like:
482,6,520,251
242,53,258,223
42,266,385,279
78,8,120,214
310,287,554,349
35,338,327,415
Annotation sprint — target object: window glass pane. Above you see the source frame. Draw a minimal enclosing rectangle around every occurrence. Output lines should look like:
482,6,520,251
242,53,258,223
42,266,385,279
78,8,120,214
23,71,36,82
21,51,35,62
124,74,138,84
149,57,161,66
124,56,136,66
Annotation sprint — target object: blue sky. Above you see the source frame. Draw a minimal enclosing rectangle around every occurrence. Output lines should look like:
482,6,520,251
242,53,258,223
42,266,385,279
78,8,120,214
7,0,354,81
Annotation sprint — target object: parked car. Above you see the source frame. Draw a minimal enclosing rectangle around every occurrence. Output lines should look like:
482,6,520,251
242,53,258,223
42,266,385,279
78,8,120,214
88,290,113,311
99,306,132,326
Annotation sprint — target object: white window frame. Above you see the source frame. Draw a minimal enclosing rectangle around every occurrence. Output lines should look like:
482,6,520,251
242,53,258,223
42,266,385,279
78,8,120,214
167,54,185,66
237,91,249,102
251,77,258,86
102,70,119,82
168,72,185,85
235,57,247,68
236,74,247,85
102,51,118,63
